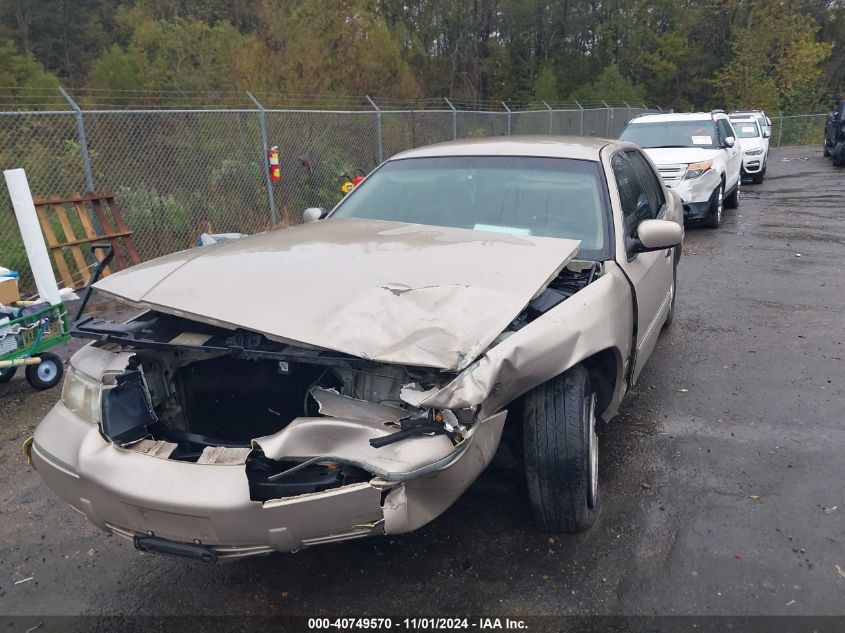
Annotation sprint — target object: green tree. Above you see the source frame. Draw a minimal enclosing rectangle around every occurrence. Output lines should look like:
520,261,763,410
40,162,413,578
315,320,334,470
819,1,845,102
717,1,832,112
569,65,647,104
86,6,273,99
273,0,420,98
0,43,60,106
86,46,141,97
1,0,844,112
0,0,123,82
532,68,559,103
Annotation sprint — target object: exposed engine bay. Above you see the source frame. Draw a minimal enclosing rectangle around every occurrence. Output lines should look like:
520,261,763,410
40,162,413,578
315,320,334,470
509,262,599,331
75,262,601,505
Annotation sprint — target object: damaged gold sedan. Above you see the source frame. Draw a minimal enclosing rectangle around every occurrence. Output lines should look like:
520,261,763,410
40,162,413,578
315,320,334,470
29,137,683,561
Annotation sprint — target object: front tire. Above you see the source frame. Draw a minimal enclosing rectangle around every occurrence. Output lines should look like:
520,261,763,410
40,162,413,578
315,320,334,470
0,366,17,383
24,353,63,390
834,142,845,167
725,178,741,208
701,183,723,228
523,365,600,533
751,171,764,184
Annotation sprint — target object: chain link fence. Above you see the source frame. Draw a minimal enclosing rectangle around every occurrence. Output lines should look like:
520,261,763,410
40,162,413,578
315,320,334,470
2,94,662,293
770,113,829,149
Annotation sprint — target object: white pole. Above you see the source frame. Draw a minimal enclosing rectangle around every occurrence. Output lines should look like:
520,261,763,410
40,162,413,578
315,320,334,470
4,169,61,305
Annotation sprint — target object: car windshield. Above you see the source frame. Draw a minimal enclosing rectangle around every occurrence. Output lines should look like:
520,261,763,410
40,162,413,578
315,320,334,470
620,120,718,149
732,113,768,130
330,155,610,258
733,121,760,138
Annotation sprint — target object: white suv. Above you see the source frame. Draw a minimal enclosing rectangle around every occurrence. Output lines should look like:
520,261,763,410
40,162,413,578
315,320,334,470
730,115,769,183
620,111,743,228
730,110,773,139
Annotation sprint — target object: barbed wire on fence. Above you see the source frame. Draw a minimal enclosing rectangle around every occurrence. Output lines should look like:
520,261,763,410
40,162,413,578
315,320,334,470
0,87,829,294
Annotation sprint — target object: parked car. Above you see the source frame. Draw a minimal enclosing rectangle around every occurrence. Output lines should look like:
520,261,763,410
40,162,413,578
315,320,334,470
730,116,769,183
620,111,742,228
824,100,845,166
28,137,683,561
730,109,773,139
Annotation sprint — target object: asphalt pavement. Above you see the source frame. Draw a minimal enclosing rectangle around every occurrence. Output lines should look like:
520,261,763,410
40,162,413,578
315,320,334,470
1,145,843,619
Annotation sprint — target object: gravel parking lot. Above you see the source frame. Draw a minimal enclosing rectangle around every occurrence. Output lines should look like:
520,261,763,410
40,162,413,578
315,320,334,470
1,145,843,619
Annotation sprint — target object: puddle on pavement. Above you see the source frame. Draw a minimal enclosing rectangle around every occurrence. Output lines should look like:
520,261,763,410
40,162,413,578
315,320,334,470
772,197,844,209
753,230,845,245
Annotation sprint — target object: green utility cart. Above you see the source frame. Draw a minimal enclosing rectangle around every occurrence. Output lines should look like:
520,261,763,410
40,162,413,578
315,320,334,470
0,303,69,389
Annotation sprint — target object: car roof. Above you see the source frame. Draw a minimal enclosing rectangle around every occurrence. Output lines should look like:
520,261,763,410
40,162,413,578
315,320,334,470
628,112,724,124
731,118,758,125
390,136,620,162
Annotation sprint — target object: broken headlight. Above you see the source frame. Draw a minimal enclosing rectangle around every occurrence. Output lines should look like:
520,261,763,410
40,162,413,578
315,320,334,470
62,366,102,424
683,160,713,179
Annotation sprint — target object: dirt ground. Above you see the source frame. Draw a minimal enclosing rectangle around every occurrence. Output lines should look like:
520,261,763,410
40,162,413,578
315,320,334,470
1,145,843,619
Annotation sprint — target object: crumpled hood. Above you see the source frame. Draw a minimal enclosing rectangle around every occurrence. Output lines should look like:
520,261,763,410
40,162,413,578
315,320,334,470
94,218,580,370
642,147,722,165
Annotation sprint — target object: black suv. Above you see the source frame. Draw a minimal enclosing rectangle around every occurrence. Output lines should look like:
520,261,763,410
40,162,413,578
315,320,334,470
824,101,845,166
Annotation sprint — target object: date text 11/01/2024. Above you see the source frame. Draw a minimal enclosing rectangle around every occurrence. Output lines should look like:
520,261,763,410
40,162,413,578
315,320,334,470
307,618,528,630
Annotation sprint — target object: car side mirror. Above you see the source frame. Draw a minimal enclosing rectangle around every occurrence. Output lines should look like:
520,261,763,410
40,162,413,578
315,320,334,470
763,129,771,138
302,207,327,223
633,219,684,252
723,136,736,148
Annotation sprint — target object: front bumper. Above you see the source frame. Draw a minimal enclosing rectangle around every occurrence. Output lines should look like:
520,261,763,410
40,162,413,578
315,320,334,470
741,156,764,174
681,200,713,220
32,401,506,559
668,169,721,220
666,170,720,220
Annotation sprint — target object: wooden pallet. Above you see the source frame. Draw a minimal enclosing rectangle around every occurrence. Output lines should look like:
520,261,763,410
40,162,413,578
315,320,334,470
33,192,141,289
